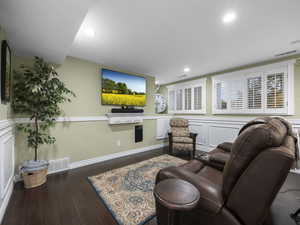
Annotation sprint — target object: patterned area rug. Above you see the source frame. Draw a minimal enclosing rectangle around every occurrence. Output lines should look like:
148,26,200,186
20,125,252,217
88,154,186,225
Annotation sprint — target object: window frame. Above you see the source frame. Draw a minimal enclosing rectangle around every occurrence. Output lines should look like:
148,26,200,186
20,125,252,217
167,78,207,114
212,60,295,115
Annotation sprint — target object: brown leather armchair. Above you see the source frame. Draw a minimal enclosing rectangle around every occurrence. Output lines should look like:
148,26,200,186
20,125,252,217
168,118,197,159
156,117,298,225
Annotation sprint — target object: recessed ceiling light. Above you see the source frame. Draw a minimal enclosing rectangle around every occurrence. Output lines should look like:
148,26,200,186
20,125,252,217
84,28,95,37
184,67,190,73
223,11,236,24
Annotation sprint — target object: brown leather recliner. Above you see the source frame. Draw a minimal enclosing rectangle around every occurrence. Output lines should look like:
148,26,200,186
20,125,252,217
156,117,298,225
198,141,233,171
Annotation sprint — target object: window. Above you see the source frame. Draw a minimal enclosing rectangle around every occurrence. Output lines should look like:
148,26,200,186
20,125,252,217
216,81,228,110
167,78,206,114
184,88,192,110
194,86,202,110
168,90,175,111
176,89,183,110
247,76,262,110
266,73,284,109
231,79,244,110
212,60,295,115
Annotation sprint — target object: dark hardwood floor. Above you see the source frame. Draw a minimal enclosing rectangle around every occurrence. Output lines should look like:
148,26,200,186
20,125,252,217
2,148,300,225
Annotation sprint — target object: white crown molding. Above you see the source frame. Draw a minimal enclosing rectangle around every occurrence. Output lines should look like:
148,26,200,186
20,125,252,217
12,115,300,130
14,115,172,123
177,116,300,127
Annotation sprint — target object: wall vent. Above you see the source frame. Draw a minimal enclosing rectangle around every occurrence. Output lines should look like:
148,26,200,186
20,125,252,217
48,157,70,174
178,74,188,79
275,50,298,57
290,40,300,45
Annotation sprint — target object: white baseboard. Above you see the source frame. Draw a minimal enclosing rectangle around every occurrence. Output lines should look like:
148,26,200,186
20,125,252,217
0,179,14,224
15,143,167,181
70,143,167,169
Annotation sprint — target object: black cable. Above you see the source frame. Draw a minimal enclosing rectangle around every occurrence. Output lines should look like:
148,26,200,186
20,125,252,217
278,189,300,224
291,208,300,225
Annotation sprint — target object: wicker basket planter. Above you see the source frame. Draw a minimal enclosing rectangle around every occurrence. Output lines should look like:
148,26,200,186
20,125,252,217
21,160,49,189
22,168,48,189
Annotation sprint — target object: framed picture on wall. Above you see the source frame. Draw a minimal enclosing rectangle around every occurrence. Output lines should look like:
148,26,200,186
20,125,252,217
1,40,11,103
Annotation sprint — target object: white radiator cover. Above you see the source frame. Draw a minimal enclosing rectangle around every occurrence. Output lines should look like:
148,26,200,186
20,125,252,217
48,157,70,174
156,118,170,139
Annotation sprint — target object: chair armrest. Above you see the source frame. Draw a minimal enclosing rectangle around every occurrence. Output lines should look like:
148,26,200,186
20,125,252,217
210,152,230,165
195,152,229,171
217,142,233,152
190,132,197,140
156,167,224,213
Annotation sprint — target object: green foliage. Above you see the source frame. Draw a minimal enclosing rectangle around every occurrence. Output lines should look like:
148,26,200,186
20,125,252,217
13,57,75,161
102,78,144,95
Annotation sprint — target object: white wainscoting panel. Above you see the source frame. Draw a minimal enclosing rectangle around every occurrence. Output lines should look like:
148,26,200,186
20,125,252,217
188,119,242,152
208,125,239,147
187,117,300,156
1,135,14,199
0,120,14,223
189,122,208,146
156,118,170,139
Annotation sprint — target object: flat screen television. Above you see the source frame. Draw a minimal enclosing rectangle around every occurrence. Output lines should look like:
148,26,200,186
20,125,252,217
101,69,146,106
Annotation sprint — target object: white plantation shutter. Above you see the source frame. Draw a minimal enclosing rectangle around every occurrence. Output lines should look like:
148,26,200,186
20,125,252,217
216,81,228,110
168,90,175,112
194,86,202,110
184,88,192,110
247,76,262,110
230,79,244,110
266,72,285,109
167,78,206,114
176,89,183,111
212,60,294,115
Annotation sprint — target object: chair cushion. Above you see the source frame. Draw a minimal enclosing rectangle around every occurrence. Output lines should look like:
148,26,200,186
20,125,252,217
171,127,190,137
170,118,189,127
173,143,193,151
179,160,204,173
173,136,193,143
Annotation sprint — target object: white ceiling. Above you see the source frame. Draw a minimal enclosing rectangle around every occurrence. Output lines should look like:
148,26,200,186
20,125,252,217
0,0,92,63
1,0,300,84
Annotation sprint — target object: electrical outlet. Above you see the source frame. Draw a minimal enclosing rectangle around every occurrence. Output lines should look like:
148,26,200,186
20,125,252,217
117,140,121,146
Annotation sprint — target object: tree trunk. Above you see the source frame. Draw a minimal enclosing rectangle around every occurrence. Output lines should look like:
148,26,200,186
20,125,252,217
34,116,38,161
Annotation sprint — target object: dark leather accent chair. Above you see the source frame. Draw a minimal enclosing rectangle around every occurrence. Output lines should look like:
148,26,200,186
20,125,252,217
168,118,197,160
156,117,297,225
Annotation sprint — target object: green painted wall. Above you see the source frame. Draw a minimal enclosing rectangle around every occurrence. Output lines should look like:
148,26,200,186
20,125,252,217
160,57,300,118
0,26,12,120
13,56,164,166
12,45,300,167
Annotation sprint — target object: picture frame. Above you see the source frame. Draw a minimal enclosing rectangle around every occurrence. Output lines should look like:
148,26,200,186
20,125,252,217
1,40,11,103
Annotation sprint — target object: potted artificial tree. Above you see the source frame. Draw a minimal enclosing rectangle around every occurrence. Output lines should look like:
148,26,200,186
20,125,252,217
13,57,75,188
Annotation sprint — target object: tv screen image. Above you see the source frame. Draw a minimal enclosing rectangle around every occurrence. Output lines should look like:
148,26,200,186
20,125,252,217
101,69,146,106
